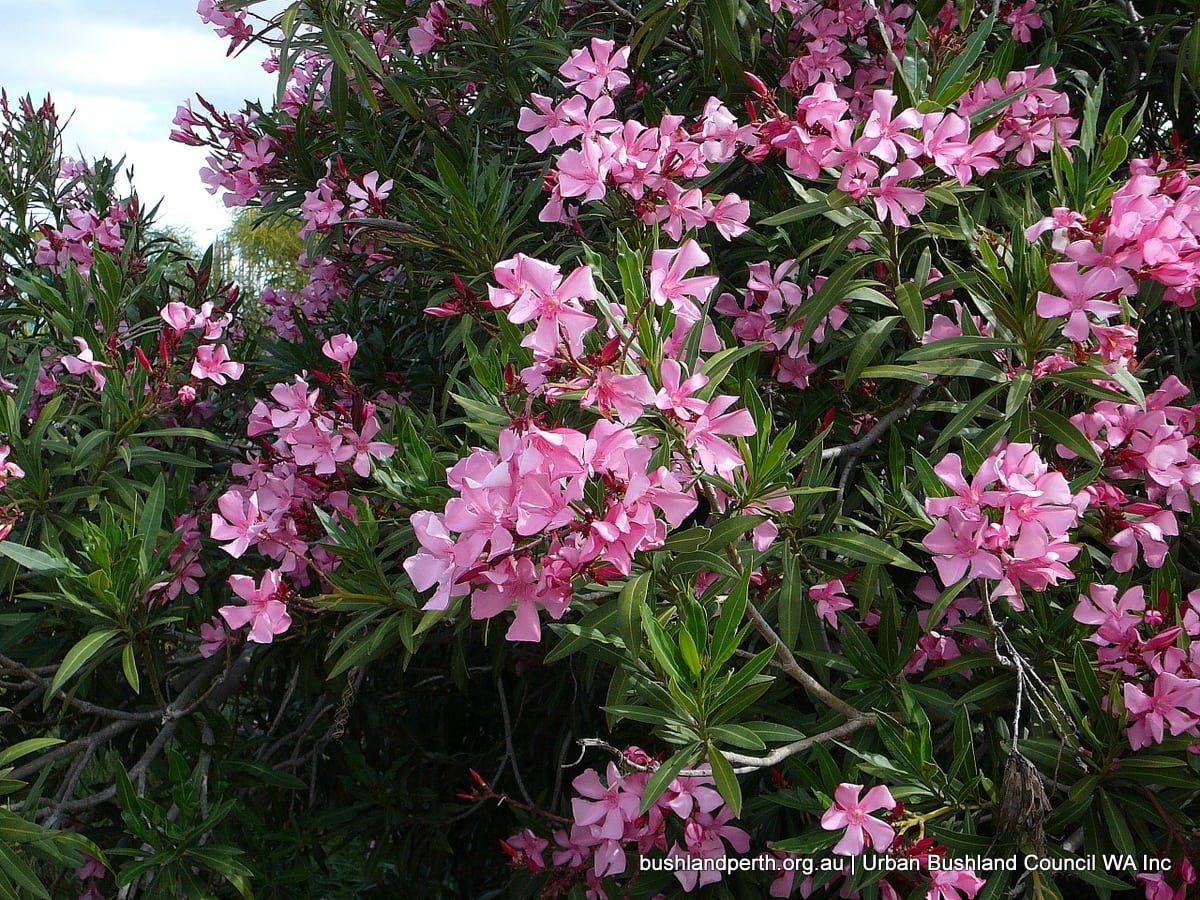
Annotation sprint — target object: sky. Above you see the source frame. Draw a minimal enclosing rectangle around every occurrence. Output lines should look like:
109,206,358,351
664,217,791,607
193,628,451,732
1,0,280,245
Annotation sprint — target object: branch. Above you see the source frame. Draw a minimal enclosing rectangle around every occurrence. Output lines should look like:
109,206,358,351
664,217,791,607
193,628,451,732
0,652,160,722
743,597,875,724
822,378,939,500
577,717,874,776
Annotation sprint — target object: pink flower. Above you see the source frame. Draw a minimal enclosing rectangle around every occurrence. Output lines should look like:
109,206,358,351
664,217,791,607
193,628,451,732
684,396,756,476
198,617,228,658
811,578,854,628
1004,0,1043,42
220,569,292,644
1075,584,1144,645
1123,673,1200,749
1036,262,1125,342
62,337,113,391
649,240,719,325
191,344,244,385
557,38,631,99
929,867,987,900
654,359,709,421
161,301,199,331
570,762,640,841
321,333,358,372
820,783,896,855
210,489,271,558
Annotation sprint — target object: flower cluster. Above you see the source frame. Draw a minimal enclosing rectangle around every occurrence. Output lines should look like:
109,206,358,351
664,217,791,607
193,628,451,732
404,418,696,641
819,783,986,900
714,259,849,388
922,441,1082,605
769,0,911,98
518,38,752,237
1029,158,1200,319
503,748,749,895
1064,376,1200,571
746,67,1075,224
406,240,774,640
903,576,987,676
210,335,393,643
33,158,129,277
1074,584,1200,750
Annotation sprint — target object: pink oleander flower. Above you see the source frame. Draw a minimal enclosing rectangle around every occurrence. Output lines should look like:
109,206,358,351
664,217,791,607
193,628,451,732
929,867,987,900
820,783,896,855
654,358,709,421
321,333,358,372
198,617,228,658
649,240,719,325
558,38,630,99
1123,673,1200,749
210,489,271,558
810,578,854,628
1004,0,1043,42
684,395,756,476
191,344,244,385
220,568,292,644
1074,584,1145,645
161,301,199,331
570,762,641,842
1036,262,1125,342
62,337,113,391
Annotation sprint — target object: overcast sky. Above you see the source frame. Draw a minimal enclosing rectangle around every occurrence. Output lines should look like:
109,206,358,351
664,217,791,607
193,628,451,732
1,0,279,244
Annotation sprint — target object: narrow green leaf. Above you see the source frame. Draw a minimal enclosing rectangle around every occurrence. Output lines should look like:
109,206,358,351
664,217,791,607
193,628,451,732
122,642,141,695
0,738,64,768
619,570,651,660
845,316,900,388
0,841,50,899
639,748,698,814
49,629,121,697
710,568,749,669
1032,409,1102,466
0,542,69,576
643,604,689,685
706,744,742,816
800,533,923,571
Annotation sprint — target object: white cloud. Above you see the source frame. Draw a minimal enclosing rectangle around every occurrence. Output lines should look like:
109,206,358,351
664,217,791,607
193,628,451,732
0,2,281,244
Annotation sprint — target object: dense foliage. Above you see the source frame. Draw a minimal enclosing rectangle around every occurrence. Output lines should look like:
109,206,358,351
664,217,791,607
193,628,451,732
2,1,1200,898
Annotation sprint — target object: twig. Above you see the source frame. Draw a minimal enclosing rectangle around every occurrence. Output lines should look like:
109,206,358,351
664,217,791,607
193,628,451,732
744,597,875,724
497,674,533,806
0,652,160,722
823,378,939,501
577,716,874,776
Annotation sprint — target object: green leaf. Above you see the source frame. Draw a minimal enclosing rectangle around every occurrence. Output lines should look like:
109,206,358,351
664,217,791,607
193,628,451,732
897,338,1017,362
777,546,804,652
638,747,697,815
0,738,64,768
770,830,838,854
931,382,1007,451
1032,409,1102,466
706,744,742,816
0,841,50,899
138,474,166,574
49,629,121,697
845,316,900,388
800,533,923,571
122,642,141,695
895,283,925,336
0,542,70,576
643,604,689,685
1109,364,1145,410
710,568,749,669
618,570,651,661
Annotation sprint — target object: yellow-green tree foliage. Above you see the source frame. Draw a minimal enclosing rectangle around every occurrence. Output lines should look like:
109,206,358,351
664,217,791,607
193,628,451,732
219,207,305,295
